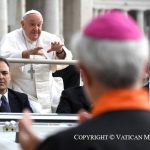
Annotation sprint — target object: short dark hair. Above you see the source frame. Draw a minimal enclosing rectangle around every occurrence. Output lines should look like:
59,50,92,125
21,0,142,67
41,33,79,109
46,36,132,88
0,57,10,68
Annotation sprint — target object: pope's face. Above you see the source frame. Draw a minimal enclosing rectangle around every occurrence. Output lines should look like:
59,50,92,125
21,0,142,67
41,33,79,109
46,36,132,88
21,13,43,41
0,62,10,94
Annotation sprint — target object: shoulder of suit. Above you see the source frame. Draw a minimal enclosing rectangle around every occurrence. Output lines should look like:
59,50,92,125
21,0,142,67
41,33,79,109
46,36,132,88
8,88,27,96
64,86,83,93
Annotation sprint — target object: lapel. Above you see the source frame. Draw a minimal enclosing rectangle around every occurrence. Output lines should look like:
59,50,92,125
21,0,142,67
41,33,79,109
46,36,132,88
8,89,19,112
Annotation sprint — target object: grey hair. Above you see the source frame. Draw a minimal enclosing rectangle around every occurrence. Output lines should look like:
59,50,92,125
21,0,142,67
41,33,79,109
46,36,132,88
72,33,149,88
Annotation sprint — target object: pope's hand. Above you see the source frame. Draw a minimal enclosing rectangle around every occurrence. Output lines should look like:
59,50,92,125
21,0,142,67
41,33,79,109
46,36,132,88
22,47,43,58
29,47,44,55
47,41,64,53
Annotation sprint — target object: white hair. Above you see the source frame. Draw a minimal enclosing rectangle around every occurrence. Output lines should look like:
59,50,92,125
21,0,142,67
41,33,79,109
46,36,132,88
22,10,43,21
72,33,149,88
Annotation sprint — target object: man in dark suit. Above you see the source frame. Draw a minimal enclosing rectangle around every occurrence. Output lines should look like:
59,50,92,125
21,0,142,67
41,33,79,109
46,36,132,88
53,65,80,89
0,57,32,112
56,86,91,113
19,10,150,150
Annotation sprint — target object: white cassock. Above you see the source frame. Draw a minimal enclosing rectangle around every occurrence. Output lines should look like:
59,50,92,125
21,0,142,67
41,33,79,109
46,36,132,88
0,28,72,113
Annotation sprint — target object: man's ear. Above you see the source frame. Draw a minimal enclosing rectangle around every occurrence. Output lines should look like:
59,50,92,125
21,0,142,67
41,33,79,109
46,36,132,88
79,64,92,86
21,20,24,28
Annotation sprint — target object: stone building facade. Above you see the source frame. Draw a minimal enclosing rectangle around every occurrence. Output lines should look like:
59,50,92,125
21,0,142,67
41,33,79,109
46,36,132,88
0,0,150,49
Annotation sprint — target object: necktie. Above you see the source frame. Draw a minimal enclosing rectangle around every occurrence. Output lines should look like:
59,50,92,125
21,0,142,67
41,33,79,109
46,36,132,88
0,95,11,112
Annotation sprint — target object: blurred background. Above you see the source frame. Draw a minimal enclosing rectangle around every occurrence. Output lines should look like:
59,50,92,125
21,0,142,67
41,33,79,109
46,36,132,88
0,0,150,49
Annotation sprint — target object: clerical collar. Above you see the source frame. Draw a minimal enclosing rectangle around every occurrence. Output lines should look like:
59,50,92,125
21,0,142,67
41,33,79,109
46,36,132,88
91,89,149,116
22,29,37,45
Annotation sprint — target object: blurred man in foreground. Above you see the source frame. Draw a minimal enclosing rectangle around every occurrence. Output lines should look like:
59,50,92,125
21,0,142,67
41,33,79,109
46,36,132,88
19,10,150,150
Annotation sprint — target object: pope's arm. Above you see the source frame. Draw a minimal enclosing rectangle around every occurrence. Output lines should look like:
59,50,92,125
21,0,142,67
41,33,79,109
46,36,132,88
0,33,26,68
46,33,72,71
0,30,73,70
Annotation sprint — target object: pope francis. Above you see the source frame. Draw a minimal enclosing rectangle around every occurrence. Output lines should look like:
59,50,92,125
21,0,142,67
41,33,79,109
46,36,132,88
0,10,72,113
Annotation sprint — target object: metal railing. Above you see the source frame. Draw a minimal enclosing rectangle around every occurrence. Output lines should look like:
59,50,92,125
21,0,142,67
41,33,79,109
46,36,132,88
6,58,78,65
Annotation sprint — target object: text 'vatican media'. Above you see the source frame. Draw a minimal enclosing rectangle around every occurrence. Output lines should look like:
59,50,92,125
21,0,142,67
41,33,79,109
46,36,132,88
74,134,150,141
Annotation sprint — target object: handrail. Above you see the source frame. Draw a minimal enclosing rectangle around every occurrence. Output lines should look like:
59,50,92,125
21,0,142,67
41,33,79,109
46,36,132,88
6,58,78,65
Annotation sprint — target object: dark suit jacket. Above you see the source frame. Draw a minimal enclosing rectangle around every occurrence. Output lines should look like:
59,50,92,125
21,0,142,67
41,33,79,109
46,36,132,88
56,86,91,113
0,88,33,112
37,110,150,150
53,65,80,89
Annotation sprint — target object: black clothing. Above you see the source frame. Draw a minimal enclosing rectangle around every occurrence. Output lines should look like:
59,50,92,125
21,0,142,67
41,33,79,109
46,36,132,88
56,86,91,113
37,110,150,150
53,65,80,89
0,88,33,112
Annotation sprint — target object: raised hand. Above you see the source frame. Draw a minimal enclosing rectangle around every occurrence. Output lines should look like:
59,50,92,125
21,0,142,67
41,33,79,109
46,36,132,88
22,46,43,58
18,110,42,150
47,42,64,53
78,109,92,123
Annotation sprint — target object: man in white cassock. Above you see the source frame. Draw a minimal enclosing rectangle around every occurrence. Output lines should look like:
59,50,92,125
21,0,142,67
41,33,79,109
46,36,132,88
0,10,72,113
